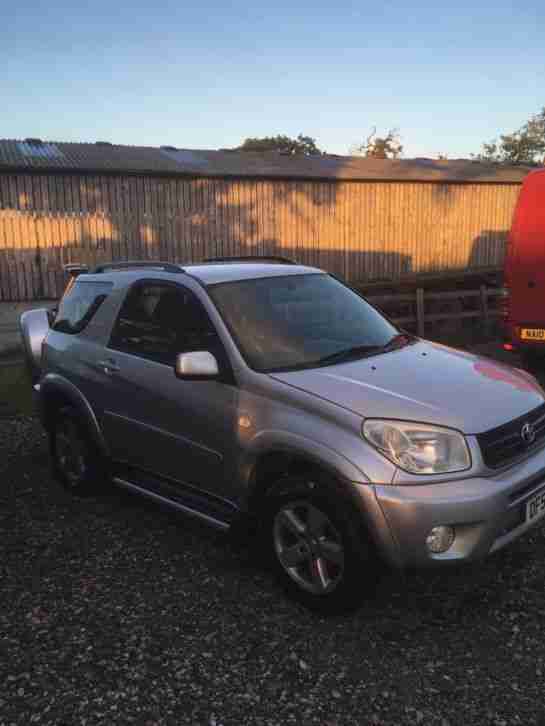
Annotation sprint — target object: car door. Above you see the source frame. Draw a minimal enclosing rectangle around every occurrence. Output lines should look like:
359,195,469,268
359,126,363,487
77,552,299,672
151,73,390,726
98,279,240,501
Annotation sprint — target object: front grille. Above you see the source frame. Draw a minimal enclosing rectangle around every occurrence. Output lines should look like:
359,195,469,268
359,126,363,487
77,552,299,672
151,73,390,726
477,402,545,469
508,471,545,503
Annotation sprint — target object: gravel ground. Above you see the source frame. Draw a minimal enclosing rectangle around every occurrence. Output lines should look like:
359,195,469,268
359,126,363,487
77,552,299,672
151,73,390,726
2,407,545,725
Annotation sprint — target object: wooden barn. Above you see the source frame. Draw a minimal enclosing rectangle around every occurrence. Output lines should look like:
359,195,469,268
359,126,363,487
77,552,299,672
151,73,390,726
0,138,531,301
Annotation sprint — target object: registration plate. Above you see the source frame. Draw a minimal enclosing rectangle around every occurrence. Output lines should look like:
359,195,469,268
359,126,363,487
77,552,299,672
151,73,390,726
521,328,545,341
526,489,545,523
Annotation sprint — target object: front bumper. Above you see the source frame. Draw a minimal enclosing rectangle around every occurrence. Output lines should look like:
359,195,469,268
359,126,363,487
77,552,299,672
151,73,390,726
363,444,545,568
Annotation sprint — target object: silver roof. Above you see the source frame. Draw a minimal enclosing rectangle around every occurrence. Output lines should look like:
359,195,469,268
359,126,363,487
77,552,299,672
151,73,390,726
183,263,322,284
80,263,323,287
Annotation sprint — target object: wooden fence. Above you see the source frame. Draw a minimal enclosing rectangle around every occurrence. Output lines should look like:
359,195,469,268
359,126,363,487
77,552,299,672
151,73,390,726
0,172,521,301
366,286,505,337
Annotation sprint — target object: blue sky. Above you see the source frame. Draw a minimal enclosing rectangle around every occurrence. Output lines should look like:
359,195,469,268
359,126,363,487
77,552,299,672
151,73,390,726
2,0,544,157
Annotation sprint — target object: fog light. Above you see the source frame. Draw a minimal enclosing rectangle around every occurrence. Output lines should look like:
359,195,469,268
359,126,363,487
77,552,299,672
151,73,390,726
426,525,455,554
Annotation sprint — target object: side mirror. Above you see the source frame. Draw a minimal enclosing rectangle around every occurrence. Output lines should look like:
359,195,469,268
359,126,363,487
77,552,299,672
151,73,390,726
175,351,219,380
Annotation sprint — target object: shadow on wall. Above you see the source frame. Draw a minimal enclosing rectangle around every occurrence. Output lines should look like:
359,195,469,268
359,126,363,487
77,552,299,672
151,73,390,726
0,173,416,300
468,230,508,271
0,167,511,301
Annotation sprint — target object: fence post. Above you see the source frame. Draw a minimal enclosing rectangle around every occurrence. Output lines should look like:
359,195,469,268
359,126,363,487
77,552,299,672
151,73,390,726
480,284,489,336
416,288,425,337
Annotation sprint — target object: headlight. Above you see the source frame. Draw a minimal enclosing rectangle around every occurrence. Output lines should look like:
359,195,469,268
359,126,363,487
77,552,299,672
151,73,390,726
362,419,471,475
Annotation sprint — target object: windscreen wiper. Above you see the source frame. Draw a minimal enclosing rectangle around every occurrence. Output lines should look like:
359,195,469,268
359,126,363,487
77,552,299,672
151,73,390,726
314,344,383,367
315,334,416,367
380,333,416,353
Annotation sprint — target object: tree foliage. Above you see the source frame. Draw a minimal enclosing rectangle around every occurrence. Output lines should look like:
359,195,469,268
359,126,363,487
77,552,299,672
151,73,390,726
236,134,322,155
351,128,403,159
473,108,545,165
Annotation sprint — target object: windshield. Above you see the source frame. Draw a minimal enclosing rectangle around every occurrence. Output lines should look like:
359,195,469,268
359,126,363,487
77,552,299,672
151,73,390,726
208,273,400,372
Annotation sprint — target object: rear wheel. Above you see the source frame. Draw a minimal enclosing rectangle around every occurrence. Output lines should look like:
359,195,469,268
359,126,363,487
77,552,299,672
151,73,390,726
50,406,106,495
264,479,380,613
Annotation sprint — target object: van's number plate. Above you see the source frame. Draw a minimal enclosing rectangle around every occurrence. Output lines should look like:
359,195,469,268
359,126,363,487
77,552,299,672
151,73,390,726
521,328,545,340
526,489,545,523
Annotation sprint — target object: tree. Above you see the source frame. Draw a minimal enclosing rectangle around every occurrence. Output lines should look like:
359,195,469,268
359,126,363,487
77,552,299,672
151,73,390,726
473,108,545,165
236,134,323,155
351,128,403,159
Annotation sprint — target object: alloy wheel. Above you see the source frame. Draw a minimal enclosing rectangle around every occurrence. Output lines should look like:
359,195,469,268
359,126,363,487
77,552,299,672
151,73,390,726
55,418,87,486
273,500,345,595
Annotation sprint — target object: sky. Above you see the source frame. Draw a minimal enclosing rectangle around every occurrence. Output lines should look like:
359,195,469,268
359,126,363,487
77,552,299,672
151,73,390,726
2,0,544,158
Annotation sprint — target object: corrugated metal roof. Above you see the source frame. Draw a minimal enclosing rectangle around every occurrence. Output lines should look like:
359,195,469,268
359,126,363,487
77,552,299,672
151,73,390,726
0,138,536,183
17,141,65,161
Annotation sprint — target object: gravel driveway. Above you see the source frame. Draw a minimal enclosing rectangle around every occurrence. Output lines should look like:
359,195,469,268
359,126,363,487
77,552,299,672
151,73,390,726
2,412,545,726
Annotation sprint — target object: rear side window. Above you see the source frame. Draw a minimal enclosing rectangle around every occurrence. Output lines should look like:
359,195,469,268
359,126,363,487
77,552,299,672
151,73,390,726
53,281,112,334
109,281,219,364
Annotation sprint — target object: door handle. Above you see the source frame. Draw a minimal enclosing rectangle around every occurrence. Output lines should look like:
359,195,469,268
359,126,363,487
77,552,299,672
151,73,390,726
96,359,120,375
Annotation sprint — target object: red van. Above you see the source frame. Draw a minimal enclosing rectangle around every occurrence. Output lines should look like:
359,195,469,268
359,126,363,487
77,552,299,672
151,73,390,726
503,168,545,368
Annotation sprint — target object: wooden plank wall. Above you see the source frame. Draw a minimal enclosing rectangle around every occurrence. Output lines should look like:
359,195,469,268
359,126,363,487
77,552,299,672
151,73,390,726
0,172,521,301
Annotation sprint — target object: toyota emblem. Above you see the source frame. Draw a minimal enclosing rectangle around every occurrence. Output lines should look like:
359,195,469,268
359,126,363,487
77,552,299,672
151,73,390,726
521,422,536,445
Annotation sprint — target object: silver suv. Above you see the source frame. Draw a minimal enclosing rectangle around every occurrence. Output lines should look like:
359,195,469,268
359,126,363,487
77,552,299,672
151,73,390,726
20,258,545,612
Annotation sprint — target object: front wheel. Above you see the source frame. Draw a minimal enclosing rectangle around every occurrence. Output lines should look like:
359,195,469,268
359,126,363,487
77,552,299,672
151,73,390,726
264,481,380,613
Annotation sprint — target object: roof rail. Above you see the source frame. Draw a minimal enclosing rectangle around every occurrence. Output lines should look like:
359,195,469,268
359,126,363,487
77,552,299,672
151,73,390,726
92,260,183,274
203,255,297,265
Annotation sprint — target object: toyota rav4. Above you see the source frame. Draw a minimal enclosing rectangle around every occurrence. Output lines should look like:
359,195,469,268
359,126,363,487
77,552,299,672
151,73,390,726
20,257,545,612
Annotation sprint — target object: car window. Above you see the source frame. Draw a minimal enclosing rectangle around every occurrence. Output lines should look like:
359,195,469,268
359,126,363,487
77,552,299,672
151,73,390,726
53,280,113,334
109,282,219,364
209,273,398,372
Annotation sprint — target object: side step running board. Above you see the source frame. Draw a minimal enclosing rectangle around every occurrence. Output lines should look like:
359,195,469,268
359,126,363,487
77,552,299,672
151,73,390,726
113,477,231,532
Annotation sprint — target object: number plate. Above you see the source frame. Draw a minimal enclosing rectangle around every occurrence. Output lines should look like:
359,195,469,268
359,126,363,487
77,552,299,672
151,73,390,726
526,489,545,523
521,328,545,341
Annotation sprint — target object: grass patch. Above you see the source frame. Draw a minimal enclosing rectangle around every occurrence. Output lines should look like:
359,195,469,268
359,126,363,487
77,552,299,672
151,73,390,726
0,363,34,417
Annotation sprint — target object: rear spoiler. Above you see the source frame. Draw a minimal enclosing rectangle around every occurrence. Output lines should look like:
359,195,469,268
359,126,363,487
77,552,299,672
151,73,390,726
63,263,89,277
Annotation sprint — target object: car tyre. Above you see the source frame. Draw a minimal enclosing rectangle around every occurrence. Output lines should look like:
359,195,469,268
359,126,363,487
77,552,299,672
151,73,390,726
50,406,107,496
263,477,381,614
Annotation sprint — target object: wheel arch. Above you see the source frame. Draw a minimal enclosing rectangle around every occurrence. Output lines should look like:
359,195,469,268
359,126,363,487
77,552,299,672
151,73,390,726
243,433,369,515
242,436,396,565
40,374,109,457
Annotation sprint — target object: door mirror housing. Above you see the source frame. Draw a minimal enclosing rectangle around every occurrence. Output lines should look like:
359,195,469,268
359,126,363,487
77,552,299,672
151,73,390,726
175,351,219,380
